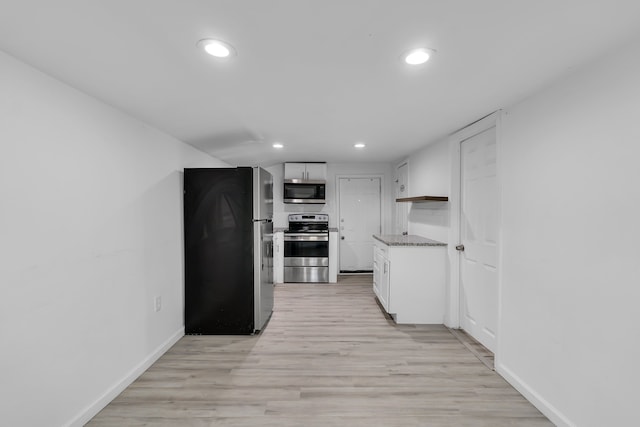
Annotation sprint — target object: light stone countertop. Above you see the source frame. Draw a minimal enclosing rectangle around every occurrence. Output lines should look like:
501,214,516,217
373,234,446,247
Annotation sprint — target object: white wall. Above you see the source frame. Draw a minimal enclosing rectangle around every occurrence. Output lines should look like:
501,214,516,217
0,51,228,426
498,36,640,426
266,162,393,232
401,33,640,425
405,139,450,243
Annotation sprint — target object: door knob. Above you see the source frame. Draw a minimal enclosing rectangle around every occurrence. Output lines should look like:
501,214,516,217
455,244,465,251
341,236,345,240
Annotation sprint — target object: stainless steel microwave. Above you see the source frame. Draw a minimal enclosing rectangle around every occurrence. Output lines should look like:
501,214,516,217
283,180,326,204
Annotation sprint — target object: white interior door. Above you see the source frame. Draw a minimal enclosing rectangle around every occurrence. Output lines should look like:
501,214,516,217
394,163,409,235
339,178,381,272
459,127,498,352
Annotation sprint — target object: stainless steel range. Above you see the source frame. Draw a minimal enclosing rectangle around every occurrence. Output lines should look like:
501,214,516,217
284,214,329,283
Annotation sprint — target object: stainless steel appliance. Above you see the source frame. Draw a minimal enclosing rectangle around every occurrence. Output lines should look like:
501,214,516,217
183,167,273,334
284,214,329,283
283,180,326,204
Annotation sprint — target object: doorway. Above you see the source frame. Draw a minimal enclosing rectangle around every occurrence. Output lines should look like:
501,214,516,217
458,125,499,352
338,177,381,272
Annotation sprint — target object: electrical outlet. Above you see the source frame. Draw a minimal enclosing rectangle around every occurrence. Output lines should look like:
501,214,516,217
154,296,162,312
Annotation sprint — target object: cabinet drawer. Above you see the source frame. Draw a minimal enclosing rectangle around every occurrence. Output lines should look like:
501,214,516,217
373,240,388,256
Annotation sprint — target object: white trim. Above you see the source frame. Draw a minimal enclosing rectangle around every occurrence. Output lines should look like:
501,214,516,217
335,174,385,272
496,362,575,427
393,159,409,235
494,111,504,368
446,135,461,328
65,327,185,427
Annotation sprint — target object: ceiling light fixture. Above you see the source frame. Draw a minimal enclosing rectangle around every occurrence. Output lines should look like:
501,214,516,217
197,39,236,58
354,143,366,149
272,142,284,149
402,48,435,65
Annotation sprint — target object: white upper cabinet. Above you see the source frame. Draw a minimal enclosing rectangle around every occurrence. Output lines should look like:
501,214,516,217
284,162,327,181
304,163,327,180
284,163,306,180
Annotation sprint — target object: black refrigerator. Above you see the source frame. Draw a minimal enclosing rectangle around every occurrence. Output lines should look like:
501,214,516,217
184,167,274,334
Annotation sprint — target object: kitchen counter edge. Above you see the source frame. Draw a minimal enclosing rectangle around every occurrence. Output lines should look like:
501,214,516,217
373,234,447,247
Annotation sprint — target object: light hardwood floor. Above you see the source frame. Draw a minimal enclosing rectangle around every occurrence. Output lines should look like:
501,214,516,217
88,276,552,426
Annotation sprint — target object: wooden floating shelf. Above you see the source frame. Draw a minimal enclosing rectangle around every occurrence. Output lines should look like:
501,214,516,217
396,196,449,202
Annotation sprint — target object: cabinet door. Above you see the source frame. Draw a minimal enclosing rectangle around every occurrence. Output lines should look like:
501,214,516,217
284,163,307,180
273,232,284,283
380,258,390,311
373,248,381,298
373,242,390,311
305,163,327,180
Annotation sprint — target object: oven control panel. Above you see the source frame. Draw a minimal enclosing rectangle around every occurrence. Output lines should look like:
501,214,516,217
288,214,329,223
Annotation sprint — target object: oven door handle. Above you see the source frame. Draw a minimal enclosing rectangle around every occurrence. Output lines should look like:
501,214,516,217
284,233,329,241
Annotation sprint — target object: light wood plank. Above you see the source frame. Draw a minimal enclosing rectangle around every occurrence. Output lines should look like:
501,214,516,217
88,278,552,426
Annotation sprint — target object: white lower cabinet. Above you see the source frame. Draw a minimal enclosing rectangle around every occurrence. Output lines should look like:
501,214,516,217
372,238,446,324
329,231,338,283
373,244,390,310
274,231,284,284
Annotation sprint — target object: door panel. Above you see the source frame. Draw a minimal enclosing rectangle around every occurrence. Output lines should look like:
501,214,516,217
255,220,273,331
305,163,327,180
339,178,381,271
255,166,273,220
183,168,254,334
284,163,306,180
460,127,498,352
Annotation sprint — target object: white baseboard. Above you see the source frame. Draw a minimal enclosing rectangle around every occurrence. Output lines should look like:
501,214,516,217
496,362,575,427
65,327,185,427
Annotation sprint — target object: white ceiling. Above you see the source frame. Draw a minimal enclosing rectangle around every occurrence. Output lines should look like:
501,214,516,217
2,1,640,167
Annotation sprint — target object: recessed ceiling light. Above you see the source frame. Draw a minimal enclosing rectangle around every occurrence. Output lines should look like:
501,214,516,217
402,48,435,65
273,142,284,149
197,39,236,58
354,143,366,149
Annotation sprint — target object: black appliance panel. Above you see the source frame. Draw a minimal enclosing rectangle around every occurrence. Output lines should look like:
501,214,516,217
284,239,329,258
184,167,254,334
283,182,325,203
